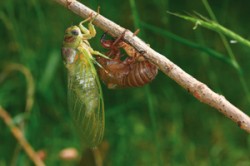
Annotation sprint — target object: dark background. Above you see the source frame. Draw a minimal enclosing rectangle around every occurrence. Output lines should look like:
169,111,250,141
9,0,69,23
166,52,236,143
1,0,250,165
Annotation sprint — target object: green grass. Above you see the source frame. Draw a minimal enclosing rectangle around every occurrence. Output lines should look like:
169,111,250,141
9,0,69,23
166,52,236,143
1,0,250,165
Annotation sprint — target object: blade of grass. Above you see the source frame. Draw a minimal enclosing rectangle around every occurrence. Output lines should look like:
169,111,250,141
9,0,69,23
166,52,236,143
140,21,235,68
38,50,60,93
202,0,250,105
129,0,163,165
168,12,250,51
168,9,250,104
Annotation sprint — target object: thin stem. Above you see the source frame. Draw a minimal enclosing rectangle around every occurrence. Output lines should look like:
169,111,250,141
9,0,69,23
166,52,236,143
169,12,250,49
202,0,250,104
0,63,35,113
0,106,45,166
0,63,35,165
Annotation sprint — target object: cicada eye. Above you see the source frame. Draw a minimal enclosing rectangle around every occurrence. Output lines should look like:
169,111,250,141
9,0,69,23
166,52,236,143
71,30,79,36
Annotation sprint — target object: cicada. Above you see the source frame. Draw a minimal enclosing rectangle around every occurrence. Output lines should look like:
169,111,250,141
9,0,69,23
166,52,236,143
61,15,108,147
97,31,158,89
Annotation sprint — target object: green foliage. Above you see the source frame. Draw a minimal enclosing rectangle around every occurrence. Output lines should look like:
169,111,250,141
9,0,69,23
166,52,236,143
1,0,250,165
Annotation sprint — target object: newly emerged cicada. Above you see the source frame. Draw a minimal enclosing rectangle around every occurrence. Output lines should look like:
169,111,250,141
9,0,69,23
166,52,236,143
61,14,109,147
97,31,158,89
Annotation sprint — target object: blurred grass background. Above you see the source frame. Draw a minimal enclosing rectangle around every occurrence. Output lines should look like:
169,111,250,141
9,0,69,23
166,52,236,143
1,0,250,165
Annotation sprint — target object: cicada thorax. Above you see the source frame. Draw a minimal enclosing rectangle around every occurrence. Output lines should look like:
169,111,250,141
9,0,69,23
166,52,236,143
97,32,158,89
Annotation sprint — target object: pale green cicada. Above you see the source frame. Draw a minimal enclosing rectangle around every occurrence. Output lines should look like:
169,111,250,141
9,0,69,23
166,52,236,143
61,15,108,147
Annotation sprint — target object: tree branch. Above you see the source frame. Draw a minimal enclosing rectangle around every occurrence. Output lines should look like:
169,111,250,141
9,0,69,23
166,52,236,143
54,0,250,132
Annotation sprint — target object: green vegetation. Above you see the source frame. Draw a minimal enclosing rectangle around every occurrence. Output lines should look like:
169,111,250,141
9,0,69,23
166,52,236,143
1,0,250,165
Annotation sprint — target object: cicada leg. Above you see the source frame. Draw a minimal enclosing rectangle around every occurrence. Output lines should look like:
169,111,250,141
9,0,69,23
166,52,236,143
112,29,127,46
111,28,139,47
100,32,123,59
100,33,113,49
90,49,110,60
79,12,99,40
116,30,146,61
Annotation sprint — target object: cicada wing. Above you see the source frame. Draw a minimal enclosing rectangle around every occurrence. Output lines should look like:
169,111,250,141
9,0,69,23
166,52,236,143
67,63,104,147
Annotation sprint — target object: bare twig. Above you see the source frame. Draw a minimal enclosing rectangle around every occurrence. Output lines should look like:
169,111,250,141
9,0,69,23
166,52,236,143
0,106,45,166
54,0,250,132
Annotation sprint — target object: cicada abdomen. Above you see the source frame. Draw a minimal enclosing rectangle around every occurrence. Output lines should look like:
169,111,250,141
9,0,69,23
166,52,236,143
97,32,158,89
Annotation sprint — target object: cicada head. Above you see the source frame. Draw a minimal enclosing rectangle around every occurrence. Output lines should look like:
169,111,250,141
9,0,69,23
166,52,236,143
61,26,82,65
63,26,82,48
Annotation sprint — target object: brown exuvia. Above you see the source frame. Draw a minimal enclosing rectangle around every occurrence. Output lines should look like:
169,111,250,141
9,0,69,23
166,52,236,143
97,31,158,89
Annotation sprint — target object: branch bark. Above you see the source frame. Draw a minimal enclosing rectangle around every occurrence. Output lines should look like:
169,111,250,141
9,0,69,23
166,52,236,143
54,0,250,133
